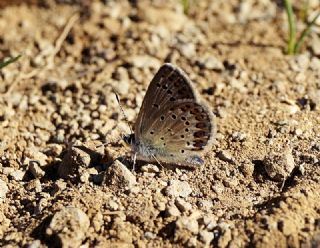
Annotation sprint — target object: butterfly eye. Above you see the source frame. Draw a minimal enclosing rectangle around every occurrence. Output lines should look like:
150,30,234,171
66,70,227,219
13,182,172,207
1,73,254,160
181,150,185,153
185,128,189,132
153,104,159,108
171,114,177,119
160,116,165,121
185,121,190,126
181,116,186,121
180,135,185,138
150,131,154,135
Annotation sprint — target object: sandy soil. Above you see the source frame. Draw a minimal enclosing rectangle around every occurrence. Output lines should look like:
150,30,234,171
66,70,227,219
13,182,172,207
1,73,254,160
0,0,320,247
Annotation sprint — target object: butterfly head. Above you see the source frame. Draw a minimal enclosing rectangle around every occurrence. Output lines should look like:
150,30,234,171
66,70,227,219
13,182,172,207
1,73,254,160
123,133,136,146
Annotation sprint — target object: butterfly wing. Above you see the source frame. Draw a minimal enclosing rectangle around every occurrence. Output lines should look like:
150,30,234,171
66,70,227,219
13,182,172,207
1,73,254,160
136,99,215,167
134,63,199,139
133,63,215,167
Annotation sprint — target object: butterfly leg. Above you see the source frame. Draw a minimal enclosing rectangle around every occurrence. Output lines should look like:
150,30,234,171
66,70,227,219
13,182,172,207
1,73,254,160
151,154,164,169
132,152,137,171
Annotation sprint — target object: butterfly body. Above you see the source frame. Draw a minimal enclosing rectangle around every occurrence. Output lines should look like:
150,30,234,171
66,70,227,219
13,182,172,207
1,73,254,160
124,63,215,168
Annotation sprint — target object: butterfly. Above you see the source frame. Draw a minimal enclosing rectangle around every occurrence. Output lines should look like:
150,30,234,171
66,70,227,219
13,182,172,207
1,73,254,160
123,63,215,168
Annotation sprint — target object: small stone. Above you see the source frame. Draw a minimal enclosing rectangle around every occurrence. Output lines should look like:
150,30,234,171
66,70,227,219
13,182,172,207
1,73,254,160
108,200,119,211
199,230,214,245
198,199,213,211
2,167,14,175
217,224,232,248
104,160,137,188
231,131,247,142
240,161,254,177
28,240,41,248
111,67,130,95
25,179,42,193
165,180,192,198
127,55,160,69
197,55,224,70
46,207,90,248
29,161,45,178
175,198,192,212
92,212,103,232
43,144,63,156
298,163,305,175
178,43,196,59
311,36,320,56
211,182,225,194
166,204,181,217
24,147,48,166
217,150,236,165
141,164,160,173
263,148,295,181
52,180,67,195
144,232,156,240
58,141,104,179
10,170,26,181
0,179,8,200
175,216,199,234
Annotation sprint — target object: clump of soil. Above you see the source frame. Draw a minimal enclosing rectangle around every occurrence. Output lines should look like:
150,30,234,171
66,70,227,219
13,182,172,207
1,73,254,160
0,1,320,247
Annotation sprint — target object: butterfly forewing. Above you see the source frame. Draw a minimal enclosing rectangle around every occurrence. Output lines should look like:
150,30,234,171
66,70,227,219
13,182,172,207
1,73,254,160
134,63,198,139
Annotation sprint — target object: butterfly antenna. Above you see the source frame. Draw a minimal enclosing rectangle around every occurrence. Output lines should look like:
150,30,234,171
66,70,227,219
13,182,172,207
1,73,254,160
113,89,134,135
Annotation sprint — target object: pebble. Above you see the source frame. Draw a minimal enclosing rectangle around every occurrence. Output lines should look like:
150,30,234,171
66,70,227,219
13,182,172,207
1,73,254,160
144,231,156,240
46,207,90,247
10,170,26,181
58,141,104,179
52,180,67,195
24,147,48,166
141,164,160,173
240,161,255,177
165,180,192,198
25,179,42,193
199,230,214,245
112,67,130,95
127,55,161,69
198,199,213,211
263,148,295,181
175,215,199,234
231,131,247,142
165,204,181,217
28,161,45,178
217,224,232,248
175,198,192,212
0,179,8,200
311,36,320,56
104,160,137,188
27,240,41,248
197,55,224,70
217,150,237,165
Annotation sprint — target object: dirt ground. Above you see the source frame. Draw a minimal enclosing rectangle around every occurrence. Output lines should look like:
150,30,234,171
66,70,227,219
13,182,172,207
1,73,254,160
0,0,320,247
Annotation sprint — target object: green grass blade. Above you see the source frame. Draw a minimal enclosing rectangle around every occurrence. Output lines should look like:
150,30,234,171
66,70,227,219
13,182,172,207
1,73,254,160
294,11,320,54
284,0,297,55
0,54,21,70
181,0,190,15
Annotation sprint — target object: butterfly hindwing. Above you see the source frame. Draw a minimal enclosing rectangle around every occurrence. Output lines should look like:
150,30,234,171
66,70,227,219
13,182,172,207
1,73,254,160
138,100,215,167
